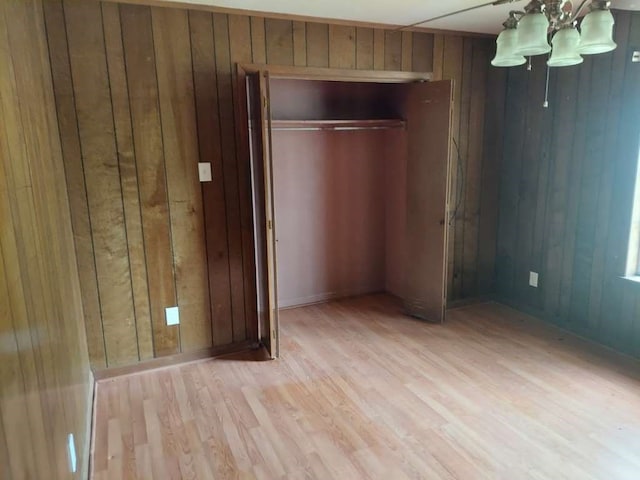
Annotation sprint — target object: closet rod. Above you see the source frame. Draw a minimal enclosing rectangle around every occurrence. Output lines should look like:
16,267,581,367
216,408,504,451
270,125,406,132
251,119,407,132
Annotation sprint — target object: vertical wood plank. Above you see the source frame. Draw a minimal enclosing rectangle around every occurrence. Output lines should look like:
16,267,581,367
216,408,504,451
477,59,506,295
384,30,402,71
568,54,611,323
452,38,472,300
432,34,444,80
292,21,306,66
412,32,434,73
355,27,374,70
152,6,212,351
461,41,488,298
42,0,106,368
496,67,528,298
373,29,385,70
588,12,632,332
401,31,412,72
442,35,463,300
306,23,329,68
189,10,233,346
0,137,52,480
102,2,154,361
229,13,258,342
329,25,356,69
0,0,93,476
597,11,640,345
511,55,547,306
64,0,138,366
526,59,554,308
542,66,580,317
265,18,294,66
559,60,595,323
250,17,266,64
212,13,247,343
120,4,179,356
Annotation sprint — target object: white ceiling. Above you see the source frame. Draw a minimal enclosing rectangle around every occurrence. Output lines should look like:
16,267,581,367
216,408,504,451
165,0,640,34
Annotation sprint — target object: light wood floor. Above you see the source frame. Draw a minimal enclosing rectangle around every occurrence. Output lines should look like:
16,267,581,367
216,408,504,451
92,295,640,479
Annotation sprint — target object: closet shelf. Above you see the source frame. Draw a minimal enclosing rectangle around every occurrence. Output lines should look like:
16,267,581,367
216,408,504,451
270,119,406,132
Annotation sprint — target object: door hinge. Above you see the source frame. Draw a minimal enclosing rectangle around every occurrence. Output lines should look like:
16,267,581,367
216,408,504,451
267,219,273,230
263,96,268,109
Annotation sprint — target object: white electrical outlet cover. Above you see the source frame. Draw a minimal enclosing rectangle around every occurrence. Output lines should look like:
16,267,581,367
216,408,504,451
198,162,212,182
529,271,539,288
67,433,77,473
165,306,180,326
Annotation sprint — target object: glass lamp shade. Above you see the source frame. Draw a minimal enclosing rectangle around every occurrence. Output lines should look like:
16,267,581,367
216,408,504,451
548,28,583,67
578,9,616,54
491,29,526,67
515,13,551,56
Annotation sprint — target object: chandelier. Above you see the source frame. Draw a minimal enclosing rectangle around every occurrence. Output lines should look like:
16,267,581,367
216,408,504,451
492,0,617,67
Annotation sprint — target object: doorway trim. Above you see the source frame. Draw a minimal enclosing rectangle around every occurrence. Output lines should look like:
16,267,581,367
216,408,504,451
235,64,435,357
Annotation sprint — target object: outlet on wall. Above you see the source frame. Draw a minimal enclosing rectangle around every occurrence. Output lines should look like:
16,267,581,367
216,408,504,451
529,271,539,288
198,162,212,182
165,306,180,326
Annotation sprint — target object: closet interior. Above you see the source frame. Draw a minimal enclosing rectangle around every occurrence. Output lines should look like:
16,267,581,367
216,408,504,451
240,67,452,357
269,79,409,308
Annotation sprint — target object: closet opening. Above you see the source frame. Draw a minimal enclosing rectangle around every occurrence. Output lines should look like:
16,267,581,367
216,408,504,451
236,65,453,358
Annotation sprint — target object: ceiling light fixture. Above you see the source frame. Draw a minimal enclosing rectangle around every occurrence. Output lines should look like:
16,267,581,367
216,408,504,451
492,0,617,68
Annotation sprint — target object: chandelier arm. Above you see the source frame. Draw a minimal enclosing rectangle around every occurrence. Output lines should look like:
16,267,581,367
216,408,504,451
395,0,524,31
569,0,592,22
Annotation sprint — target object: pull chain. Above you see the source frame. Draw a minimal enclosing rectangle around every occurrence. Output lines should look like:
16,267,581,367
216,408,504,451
543,58,551,108
527,56,532,71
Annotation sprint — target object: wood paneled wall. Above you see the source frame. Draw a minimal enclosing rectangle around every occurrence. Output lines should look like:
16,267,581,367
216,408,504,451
496,10,640,358
46,0,502,369
0,1,93,478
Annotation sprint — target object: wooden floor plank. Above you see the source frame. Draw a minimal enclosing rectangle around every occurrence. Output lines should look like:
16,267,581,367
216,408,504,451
92,295,640,479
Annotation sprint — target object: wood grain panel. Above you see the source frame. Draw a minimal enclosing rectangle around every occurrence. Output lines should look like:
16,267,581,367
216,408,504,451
229,13,259,344
292,21,306,66
496,10,640,359
329,25,356,69
189,10,234,347
46,2,500,369
120,4,179,357
0,1,93,478
412,32,434,73
42,0,106,368
597,12,636,340
373,29,385,70
265,18,294,66
384,30,402,71
212,13,248,343
477,40,504,296
355,27,374,70
306,22,329,68
102,2,154,361
64,0,138,366
461,41,488,298
152,6,212,351
250,16,266,63
442,35,463,301
454,38,473,300
432,34,445,80
401,31,412,71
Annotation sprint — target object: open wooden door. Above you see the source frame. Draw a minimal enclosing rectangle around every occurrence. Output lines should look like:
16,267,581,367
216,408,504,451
404,80,453,323
245,70,280,358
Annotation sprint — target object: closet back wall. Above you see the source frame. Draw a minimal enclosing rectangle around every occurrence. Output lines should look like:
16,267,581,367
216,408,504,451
45,0,505,369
